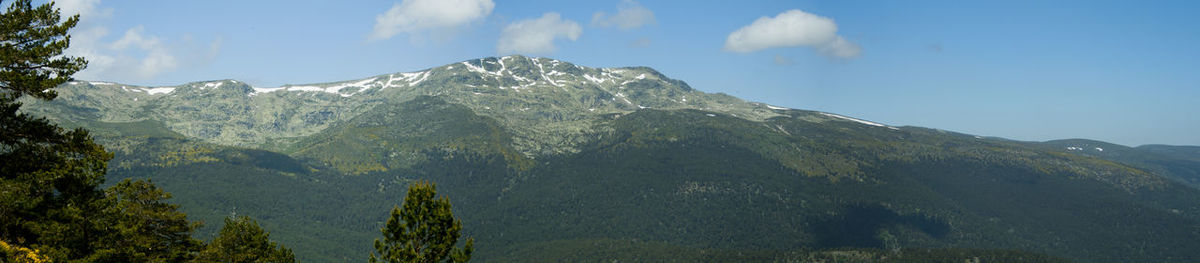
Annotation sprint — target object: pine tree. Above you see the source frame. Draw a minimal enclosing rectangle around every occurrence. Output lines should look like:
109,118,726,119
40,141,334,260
370,181,473,263
196,216,296,263
88,179,204,262
0,0,109,260
0,0,87,100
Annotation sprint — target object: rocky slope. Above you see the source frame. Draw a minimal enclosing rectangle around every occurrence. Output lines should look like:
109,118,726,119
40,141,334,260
26,55,784,156
18,56,1200,262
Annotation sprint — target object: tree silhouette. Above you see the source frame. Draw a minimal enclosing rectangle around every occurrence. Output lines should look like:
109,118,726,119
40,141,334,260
197,216,295,263
370,181,473,263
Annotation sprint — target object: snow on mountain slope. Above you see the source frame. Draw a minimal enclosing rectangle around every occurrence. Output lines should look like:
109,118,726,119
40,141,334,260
28,56,882,156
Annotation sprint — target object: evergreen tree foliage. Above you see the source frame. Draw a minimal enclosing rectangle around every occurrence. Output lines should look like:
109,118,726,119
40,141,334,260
0,0,109,260
196,216,296,263
87,179,203,262
0,1,223,262
370,181,473,263
0,0,87,101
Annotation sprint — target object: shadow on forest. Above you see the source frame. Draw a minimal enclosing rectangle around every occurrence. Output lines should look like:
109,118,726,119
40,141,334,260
809,203,950,249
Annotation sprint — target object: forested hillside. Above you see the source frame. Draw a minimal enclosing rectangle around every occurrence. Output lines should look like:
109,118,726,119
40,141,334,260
36,88,1200,262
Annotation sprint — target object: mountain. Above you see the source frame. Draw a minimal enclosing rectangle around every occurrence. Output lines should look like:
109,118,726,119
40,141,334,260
1038,139,1200,188
28,56,775,157
20,55,1200,262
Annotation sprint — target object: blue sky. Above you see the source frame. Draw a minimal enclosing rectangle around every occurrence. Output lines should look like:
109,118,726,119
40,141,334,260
51,0,1199,146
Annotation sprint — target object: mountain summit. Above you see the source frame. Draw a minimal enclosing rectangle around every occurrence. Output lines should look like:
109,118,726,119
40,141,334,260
33,56,859,156
21,56,1200,262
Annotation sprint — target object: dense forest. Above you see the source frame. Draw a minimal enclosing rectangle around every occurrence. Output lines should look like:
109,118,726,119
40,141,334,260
0,1,465,262
9,1,1200,263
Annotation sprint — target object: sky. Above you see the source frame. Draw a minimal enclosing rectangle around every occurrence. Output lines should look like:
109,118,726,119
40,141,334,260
46,0,1200,147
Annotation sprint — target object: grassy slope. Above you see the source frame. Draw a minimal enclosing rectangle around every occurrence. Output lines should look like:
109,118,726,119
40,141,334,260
54,99,1200,262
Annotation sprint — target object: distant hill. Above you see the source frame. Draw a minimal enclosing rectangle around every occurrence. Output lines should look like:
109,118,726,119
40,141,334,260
1039,139,1200,188
21,56,1200,262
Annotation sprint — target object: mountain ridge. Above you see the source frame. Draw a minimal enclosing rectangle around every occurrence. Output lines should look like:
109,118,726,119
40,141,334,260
62,56,1192,150
26,56,1195,188
19,55,1200,262
32,55,883,156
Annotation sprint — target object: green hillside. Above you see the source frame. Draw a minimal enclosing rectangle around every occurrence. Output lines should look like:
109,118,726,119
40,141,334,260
22,56,1200,262
1038,139,1200,188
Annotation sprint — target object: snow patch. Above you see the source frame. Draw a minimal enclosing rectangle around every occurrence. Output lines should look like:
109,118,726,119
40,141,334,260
250,87,286,95
532,59,563,87
143,87,175,95
583,74,606,84
286,86,323,92
496,57,507,74
408,72,430,86
818,112,889,128
1095,147,1104,152
201,82,224,89
461,61,496,76
250,75,387,97
324,78,377,94
765,104,789,110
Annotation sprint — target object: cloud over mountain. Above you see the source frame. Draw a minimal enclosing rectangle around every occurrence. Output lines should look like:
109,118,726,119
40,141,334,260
59,0,220,81
591,0,656,30
497,13,582,55
369,0,495,41
724,9,860,58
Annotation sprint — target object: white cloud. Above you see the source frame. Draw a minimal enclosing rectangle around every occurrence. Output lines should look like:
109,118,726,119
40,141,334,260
369,0,494,41
110,26,160,50
60,0,221,82
818,36,860,58
497,13,582,55
724,9,861,58
111,26,178,78
591,0,655,30
55,0,111,19
137,48,179,78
